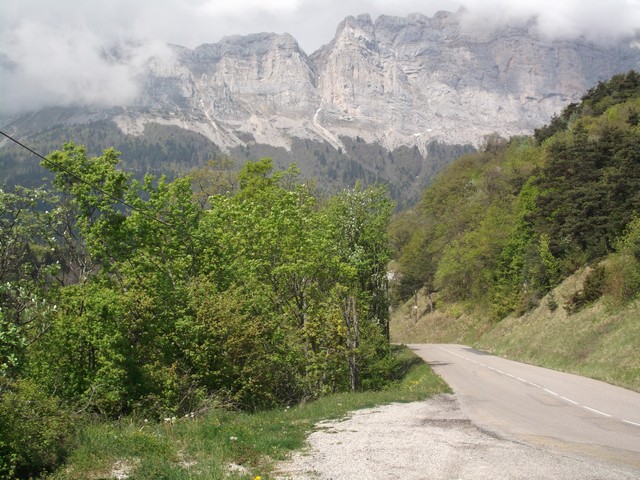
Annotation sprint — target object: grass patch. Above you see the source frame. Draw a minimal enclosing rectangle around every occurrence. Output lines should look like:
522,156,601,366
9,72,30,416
477,296,640,392
392,268,640,393
47,346,449,480
390,290,491,345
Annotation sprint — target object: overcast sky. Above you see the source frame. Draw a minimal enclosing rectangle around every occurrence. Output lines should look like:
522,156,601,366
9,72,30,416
2,0,640,115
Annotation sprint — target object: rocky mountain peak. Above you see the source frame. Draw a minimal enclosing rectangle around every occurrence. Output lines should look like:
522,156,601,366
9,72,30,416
330,14,376,51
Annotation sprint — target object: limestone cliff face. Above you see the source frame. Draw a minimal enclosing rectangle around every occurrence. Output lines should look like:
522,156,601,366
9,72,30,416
6,11,640,155
120,33,321,150
310,11,640,150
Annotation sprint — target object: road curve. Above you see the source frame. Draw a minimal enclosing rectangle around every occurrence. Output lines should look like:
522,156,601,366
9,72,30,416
410,344,640,470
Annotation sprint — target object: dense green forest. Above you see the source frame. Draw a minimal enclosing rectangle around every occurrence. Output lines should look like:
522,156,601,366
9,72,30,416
392,71,640,319
0,145,396,477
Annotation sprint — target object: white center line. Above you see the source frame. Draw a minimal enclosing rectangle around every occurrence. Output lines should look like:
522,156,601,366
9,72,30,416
582,406,612,417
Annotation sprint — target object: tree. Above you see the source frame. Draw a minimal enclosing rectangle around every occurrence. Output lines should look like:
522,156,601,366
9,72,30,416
0,187,59,378
188,157,237,209
323,184,394,390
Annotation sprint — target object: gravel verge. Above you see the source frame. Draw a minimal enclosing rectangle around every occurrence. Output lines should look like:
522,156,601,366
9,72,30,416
274,394,638,479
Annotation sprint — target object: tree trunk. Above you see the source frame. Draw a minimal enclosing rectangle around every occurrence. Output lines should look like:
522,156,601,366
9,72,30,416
342,294,359,391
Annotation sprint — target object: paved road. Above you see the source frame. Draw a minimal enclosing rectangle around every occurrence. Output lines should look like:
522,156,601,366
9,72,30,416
410,344,640,470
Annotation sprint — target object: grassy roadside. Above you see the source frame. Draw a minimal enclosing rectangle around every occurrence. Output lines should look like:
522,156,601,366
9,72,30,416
475,287,640,392
391,268,640,393
48,346,450,480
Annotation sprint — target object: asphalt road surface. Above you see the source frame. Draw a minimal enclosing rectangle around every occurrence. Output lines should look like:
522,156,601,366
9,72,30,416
410,344,640,470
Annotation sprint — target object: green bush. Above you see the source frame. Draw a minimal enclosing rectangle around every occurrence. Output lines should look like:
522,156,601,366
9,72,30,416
565,265,606,313
26,283,133,418
0,378,76,479
602,219,640,305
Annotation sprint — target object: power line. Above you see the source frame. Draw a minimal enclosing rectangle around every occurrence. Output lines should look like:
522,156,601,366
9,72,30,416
0,130,171,227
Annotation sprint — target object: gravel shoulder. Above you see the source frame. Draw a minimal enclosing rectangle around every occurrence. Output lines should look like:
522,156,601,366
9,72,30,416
274,394,639,479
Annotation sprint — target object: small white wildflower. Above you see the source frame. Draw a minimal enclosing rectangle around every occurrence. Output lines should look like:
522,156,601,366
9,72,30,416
230,436,238,441
164,417,171,423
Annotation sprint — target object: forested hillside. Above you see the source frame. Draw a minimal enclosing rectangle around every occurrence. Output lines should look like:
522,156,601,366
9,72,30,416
0,145,397,477
392,71,640,321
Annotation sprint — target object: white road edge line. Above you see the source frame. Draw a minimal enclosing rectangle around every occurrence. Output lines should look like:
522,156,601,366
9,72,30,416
623,419,640,427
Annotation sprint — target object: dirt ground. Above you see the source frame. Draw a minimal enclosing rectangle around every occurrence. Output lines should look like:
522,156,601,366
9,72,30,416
274,394,639,480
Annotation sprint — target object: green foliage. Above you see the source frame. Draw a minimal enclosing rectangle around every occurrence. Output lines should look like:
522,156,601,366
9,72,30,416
0,186,61,379
186,279,304,409
534,71,640,144
532,121,640,261
0,309,22,378
188,157,237,208
565,265,606,314
0,378,76,479
2,142,397,448
615,216,640,260
603,218,640,305
27,282,133,417
579,70,640,117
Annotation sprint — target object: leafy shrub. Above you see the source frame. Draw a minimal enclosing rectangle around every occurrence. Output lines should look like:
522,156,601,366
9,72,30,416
565,265,606,313
0,378,76,479
514,289,540,317
546,293,559,312
604,255,640,306
616,217,640,261
26,282,133,418
603,218,640,305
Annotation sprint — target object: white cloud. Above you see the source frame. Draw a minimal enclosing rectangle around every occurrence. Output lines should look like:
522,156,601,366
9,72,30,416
1,0,639,115
196,0,302,16
0,16,175,114
458,0,640,42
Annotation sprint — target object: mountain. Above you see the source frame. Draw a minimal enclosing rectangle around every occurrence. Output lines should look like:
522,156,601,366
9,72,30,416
2,10,640,205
